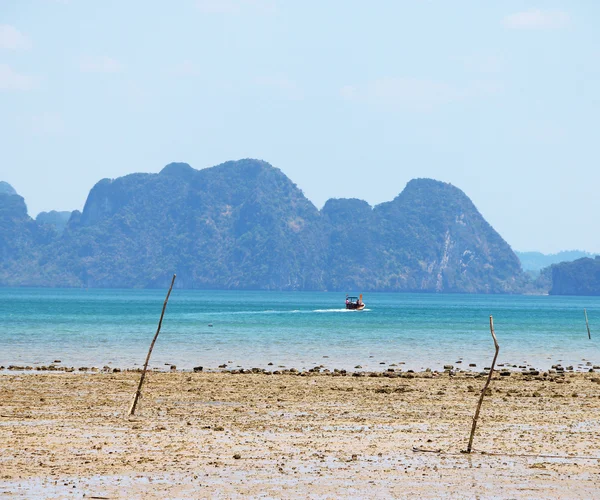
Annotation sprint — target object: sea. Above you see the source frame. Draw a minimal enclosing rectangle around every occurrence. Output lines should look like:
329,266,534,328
1,288,600,373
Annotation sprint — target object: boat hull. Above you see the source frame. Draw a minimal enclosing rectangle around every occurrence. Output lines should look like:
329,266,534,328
346,304,365,310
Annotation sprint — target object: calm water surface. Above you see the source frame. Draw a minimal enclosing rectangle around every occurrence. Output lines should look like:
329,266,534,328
1,288,599,372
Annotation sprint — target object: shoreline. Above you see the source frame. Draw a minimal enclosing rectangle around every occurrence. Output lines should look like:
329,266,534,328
2,357,599,376
2,371,600,497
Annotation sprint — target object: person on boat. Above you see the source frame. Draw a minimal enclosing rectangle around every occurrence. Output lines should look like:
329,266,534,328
345,297,349,306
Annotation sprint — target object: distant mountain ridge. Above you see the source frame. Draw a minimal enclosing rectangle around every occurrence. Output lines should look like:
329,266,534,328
0,160,526,292
36,211,73,234
516,250,597,272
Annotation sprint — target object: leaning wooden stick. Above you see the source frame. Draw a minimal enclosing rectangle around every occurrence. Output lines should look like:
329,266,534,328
128,274,176,416
465,315,499,453
584,309,591,340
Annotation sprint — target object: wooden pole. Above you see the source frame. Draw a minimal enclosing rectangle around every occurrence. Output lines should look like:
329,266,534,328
128,274,176,416
465,315,499,453
585,309,591,340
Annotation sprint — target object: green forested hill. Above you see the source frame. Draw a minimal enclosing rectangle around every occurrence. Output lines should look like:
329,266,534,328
550,257,600,296
0,160,526,292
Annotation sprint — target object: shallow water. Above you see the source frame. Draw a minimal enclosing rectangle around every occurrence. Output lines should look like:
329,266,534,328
1,288,599,371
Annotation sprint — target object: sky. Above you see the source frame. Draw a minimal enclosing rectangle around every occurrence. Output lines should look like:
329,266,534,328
1,1,599,254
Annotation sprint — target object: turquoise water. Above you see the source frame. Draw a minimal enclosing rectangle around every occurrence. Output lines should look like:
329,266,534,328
1,288,600,372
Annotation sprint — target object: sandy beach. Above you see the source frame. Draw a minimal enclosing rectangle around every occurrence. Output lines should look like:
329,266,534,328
2,369,600,498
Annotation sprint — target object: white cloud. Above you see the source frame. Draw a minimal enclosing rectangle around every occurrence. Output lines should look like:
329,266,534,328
172,60,200,77
122,80,152,108
504,9,570,29
340,85,357,100
0,24,31,50
196,0,276,15
461,54,503,74
0,64,34,90
80,56,123,73
519,120,567,144
341,77,459,112
373,78,456,102
30,112,65,136
469,80,504,97
340,77,503,112
254,75,302,100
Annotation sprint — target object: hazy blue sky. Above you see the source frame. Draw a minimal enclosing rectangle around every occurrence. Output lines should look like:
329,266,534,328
1,1,598,253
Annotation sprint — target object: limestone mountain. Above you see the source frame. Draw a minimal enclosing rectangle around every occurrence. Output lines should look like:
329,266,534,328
0,184,56,284
0,181,17,196
376,179,522,292
323,179,523,292
37,160,326,289
0,160,525,292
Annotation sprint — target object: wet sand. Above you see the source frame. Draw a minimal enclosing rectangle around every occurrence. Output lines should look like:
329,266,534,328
2,370,600,498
